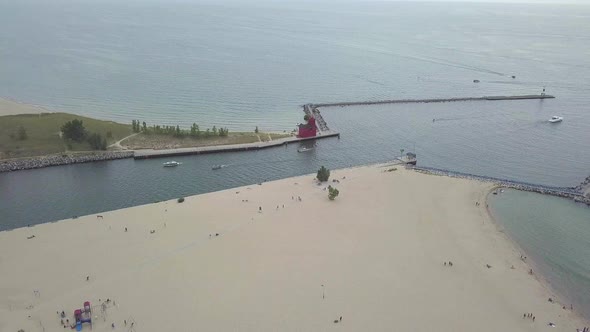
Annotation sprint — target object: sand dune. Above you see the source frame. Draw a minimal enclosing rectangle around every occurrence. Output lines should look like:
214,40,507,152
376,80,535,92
1,165,587,331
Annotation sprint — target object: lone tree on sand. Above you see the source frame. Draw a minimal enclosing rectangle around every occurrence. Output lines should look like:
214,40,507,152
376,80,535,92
61,119,87,142
317,166,330,182
328,185,339,200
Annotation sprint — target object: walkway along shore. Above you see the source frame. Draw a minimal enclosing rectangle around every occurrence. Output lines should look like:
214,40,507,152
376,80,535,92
132,132,340,159
307,94,555,108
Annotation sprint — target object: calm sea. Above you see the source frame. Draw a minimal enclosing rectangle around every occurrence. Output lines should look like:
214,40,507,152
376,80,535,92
0,0,589,319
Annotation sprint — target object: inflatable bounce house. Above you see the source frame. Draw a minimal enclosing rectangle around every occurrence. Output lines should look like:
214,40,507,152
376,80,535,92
73,301,92,331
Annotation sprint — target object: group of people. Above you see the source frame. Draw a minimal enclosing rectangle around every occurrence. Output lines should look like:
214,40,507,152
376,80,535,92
443,261,454,267
523,312,535,322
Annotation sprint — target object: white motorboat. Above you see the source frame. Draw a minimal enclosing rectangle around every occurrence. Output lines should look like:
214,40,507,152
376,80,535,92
297,147,314,153
163,161,181,167
212,164,227,170
548,116,563,123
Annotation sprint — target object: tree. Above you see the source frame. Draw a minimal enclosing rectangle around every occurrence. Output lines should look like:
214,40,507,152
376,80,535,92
190,123,199,137
87,133,107,150
255,126,259,134
17,126,27,140
328,185,340,200
205,128,211,137
61,119,87,142
175,125,181,137
304,114,310,121
142,121,147,132
212,126,217,136
317,166,330,182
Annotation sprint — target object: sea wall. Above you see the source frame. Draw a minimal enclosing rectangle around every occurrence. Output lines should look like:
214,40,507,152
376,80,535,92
413,166,590,205
0,151,134,172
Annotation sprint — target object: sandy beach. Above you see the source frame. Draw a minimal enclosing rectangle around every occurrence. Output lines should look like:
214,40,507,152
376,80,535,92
0,98,49,116
1,165,587,331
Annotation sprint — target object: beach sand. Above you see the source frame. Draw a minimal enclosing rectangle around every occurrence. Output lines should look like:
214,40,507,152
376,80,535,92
1,165,587,331
0,97,50,116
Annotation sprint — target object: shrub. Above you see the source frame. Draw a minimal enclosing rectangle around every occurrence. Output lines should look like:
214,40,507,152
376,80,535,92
177,197,185,203
61,119,87,142
17,126,28,140
87,133,107,150
317,166,330,182
328,185,339,200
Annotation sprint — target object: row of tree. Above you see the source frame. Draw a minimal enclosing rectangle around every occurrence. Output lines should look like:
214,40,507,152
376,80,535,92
61,119,107,150
131,120,229,138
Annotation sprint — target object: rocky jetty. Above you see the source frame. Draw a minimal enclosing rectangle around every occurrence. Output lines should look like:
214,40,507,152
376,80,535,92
413,166,590,206
574,175,590,198
0,151,134,172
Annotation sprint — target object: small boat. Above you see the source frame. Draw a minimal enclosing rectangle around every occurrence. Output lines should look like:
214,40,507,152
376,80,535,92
473,79,480,83
163,161,181,167
212,164,227,170
297,147,314,153
548,116,563,123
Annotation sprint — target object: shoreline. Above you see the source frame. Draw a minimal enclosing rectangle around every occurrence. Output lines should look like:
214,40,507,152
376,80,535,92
0,151,134,172
483,188,586,320
1,164,588,331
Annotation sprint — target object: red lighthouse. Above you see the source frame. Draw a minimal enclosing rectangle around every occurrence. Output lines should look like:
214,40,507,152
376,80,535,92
298,116,317,138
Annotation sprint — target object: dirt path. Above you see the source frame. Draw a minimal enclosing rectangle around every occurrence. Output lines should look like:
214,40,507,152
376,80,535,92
109,133,139,150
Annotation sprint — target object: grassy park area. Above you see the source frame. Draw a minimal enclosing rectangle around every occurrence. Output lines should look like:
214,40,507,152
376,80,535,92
0,113,132,159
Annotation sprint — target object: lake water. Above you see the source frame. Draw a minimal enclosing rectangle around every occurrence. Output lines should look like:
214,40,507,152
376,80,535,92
1,0,590,319
489,189,590,320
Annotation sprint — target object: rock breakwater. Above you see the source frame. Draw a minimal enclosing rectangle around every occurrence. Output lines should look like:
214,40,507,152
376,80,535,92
0,151,134,172
413,166,590,206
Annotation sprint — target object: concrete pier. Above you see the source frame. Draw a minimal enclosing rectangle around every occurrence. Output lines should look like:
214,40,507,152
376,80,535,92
133,132,340,160
309,94,555,109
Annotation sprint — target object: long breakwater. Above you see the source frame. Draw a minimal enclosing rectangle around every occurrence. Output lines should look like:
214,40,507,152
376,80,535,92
413,166,590,205
308,94,554,108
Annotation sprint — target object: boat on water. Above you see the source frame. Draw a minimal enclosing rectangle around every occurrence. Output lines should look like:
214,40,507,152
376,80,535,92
297,147,314,153
163,161,181,167
212,164,227,170
548,116,563,123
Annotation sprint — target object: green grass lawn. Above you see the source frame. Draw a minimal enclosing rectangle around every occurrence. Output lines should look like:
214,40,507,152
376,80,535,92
0,113,132,159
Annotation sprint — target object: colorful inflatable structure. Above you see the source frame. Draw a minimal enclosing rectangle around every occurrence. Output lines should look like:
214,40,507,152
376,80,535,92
73,301,92,331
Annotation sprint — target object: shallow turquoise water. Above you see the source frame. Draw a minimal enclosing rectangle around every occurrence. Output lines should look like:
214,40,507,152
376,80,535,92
489,189,590,319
